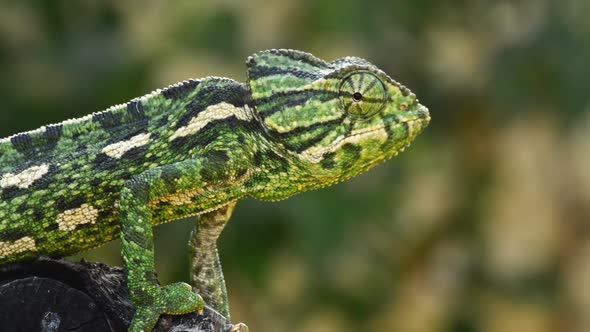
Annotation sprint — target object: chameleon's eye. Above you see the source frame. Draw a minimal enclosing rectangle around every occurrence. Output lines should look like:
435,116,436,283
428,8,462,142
339,72,386,118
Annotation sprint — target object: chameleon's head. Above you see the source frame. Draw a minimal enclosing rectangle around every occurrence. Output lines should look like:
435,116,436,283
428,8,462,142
247,49,430,185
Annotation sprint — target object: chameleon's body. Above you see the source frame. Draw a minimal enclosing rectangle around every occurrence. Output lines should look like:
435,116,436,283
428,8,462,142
0,49,429,331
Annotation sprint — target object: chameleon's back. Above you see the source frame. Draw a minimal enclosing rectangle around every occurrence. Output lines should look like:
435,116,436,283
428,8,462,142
0,78,252,263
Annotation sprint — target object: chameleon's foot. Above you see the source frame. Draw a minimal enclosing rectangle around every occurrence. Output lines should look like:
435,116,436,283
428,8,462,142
129,282,204,332
224,323,249,332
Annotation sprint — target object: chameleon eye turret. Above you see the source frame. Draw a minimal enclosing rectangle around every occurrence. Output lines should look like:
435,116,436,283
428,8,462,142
339,71,386,119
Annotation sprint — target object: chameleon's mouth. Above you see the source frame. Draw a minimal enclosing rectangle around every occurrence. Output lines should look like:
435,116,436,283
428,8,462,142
348,111,430,143
358,115,430,169
298,115,429,164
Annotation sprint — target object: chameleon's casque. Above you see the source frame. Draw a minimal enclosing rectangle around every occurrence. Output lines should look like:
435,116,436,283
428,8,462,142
0,49,429,331
247,50,429,199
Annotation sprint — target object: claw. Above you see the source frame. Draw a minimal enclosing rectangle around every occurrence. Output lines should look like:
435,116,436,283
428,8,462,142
224,323,249,332
231,323,249,332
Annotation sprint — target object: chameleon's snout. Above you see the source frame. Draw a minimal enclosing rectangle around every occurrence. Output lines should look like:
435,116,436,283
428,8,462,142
402,102,430,142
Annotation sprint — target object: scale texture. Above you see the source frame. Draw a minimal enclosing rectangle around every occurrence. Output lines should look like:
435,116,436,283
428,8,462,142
0,49,430,331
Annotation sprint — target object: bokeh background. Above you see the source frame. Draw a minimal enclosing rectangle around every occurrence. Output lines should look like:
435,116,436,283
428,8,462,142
1,1,589,331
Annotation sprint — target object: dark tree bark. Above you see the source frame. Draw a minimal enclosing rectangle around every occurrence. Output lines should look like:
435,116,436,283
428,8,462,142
0,257,231,332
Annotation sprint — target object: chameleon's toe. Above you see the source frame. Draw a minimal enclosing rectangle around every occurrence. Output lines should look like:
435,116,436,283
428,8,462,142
224,322,249,332
159,282,205,315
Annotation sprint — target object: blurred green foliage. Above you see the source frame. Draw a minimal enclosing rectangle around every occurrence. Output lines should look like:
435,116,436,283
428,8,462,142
1,1,589,331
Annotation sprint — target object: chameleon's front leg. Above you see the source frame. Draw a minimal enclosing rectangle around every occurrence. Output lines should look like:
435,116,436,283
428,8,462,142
121,165,205,332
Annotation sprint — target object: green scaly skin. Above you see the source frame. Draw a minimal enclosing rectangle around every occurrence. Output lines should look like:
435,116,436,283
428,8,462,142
0,49,430,331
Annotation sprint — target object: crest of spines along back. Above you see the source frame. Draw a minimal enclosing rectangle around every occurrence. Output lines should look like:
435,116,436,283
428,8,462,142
246,49,412,152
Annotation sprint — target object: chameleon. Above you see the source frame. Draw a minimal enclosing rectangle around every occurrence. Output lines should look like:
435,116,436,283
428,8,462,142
0,49,430,331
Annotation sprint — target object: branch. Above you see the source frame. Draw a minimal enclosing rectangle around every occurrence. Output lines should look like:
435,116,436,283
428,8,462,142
0,257,231,332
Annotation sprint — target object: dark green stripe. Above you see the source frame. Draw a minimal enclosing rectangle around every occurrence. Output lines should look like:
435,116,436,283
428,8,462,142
175,81,249,128
363,77,378,93
275,117,341,139
10,134,33,155
357,73,366,89
286,118,345,153
343,76,354,91
248,65,321,81
256,90,339,117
